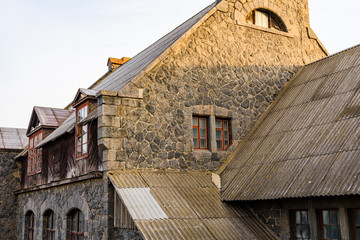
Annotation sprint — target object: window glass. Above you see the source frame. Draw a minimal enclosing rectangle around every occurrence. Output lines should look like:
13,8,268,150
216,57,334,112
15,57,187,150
76,103,89,158
351,209,360,240
320,209,341,240
255,10,269,28
69,209,84,240
215,119,230,150
192,116,208,150
292,210,310,240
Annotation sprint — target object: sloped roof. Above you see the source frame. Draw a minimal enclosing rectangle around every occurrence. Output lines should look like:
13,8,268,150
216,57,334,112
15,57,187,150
108,171,279,240
91,2,217,91
0,127,27,150
37,112,75,148
72,88,98,106
27,106,72,135
38,2,219,147
220,44,360,201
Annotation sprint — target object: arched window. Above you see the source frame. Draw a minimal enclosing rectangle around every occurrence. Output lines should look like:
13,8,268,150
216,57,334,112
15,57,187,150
25,211,35,240
43,210,55,240
67,209,85,240
247,9,287,32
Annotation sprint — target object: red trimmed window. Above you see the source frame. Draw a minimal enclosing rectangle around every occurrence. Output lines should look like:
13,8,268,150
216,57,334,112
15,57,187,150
350,209,360,240
44,210,55,240
28,130,43,175
76,102,88,158
215,119,230,150
69,209,85,240
25,211,34,240
192,117,208,149
319,209,341,240
291,210,310,240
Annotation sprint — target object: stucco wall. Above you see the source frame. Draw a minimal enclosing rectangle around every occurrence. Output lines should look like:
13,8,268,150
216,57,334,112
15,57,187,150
98,0,326,172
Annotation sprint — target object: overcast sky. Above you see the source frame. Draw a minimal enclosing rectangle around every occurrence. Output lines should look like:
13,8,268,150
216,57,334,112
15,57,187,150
0,0,359,129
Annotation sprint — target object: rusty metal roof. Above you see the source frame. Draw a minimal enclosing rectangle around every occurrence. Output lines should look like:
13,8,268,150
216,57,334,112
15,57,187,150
220,44,360,201
108,171,279,240
0,127,27,150
26,106,72,136
37,112,75,148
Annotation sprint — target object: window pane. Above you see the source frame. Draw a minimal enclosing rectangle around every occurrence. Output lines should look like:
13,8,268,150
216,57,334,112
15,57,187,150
323,210,329,224
324,225,331,239
200,139,206,148
30,139,33,148
356,229,360,240
82,134,87,144
296,225,302,238
79,211,84,232
216,130,221,139
193,138,198,148
82,125,87,134
72,214,78,231
224,140,229,147
216,120,222,128
84,106,88,117
82,144,87,154
39,133,42,141
330,211,337,224
192,117,198,126
302,225,310,238
224,121,228,130
224,131,229,140
355,210,360,226
199,118,206,128
192,128,198,138
77,146,82,156
217,140,222,149
302,210,308,224
255,10,269,28
331,225,339,239
200,129,206,138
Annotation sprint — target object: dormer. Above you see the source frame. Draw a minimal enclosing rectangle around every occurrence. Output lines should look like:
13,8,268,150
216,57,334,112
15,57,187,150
26,106,72,175
72,89,98,159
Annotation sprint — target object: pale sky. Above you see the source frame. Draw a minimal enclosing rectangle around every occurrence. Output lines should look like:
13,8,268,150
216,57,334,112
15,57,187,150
0,0,359,129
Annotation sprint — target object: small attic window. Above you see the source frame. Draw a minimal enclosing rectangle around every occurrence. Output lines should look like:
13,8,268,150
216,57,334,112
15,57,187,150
247,9,287,32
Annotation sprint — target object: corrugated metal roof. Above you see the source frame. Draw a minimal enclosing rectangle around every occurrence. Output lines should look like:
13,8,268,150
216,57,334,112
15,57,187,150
220,44,360,201
0,127,27,150
108,171,279,240
115,188,168,220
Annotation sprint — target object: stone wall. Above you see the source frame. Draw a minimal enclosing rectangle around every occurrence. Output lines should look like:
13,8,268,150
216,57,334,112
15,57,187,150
16,177,141,240
98,0,326,172
0,150,21,240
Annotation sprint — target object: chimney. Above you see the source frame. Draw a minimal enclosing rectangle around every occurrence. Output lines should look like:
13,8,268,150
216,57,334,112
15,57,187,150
107,57,131,71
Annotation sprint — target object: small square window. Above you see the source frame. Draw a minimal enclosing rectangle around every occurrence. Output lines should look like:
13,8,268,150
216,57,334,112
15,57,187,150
192,116,208,149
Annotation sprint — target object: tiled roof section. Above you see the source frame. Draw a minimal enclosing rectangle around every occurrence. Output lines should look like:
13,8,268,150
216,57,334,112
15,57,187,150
220,44,360,201
108,171,279,240
0,127,27,150
35,106,72,127
91,2,217,92
37,112,75,148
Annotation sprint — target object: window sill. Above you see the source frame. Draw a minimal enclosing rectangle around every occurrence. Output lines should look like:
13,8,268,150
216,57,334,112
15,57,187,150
236,21,294,38
76,155,88,161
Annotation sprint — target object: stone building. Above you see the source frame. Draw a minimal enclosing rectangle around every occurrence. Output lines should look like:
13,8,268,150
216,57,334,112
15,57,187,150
5,0,359,239
0,127,27,240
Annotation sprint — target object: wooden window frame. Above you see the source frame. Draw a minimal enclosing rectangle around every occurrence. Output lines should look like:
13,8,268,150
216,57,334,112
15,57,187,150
26,211,35,240
76,102,89,159
44,210,55,240
350,208,360,240
27,129,43,175
69,209,85,240
215,118,230,151
290,209,311,240
192,116,208,150
319,209,341,240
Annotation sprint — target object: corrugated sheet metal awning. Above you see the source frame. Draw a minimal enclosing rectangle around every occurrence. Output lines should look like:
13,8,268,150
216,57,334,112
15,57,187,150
108,171,279,240
220,44,360,201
